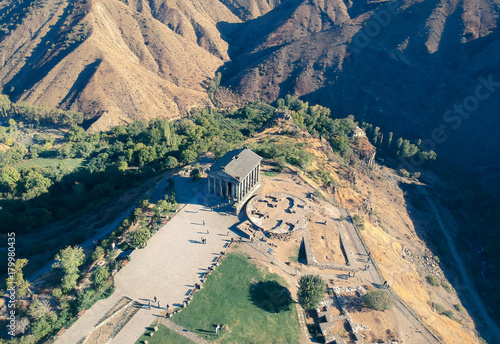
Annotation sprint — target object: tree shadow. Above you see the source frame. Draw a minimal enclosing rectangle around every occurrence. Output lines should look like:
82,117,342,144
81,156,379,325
249,281,292,313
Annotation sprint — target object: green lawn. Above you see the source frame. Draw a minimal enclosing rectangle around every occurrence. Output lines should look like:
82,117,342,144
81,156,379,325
135,323,195,344
170,253,300,343
15,157,84,169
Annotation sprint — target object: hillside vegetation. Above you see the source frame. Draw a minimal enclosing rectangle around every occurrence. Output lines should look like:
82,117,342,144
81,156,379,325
0,0,498,176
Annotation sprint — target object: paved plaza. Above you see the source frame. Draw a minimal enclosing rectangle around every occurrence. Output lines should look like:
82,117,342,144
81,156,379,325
56,176,239,344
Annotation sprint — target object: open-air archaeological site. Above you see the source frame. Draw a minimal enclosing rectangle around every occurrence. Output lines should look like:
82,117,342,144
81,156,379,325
242,167,408,344
48,145,477,344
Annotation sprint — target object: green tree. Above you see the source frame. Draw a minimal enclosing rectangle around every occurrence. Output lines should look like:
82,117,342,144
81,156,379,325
6,259,30,298
0,165,20,194
372,126,380,145
53,246,85,292
363,289,392,311
117,160,128,172
191,163,201,180
19,168,52,200
92,246,105,261
395,137,403,155
298,275,325,310
65,125,86,142
386,131,393,151
165,156,178,169
140,198,150,210
77,288,96,310
91,265,110,286
137,145,157,166
129,227,151,248
180,149,197,165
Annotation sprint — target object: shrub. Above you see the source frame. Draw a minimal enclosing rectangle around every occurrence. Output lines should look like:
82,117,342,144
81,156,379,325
426,275,440,287
454,304,464,312
433,302,445,313
433,255,440,263
441,281,453,293
312,189,323,199
363,289,392,311
442,310,455,320
298,275,325,310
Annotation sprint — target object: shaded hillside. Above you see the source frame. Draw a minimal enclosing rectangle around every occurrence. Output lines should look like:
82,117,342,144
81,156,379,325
217,0,500,180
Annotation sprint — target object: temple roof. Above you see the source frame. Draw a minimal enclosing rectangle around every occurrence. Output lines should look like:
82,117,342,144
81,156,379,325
208,148,262,182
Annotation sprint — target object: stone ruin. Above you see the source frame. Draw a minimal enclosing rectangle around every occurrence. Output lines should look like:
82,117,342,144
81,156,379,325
246,192,309,240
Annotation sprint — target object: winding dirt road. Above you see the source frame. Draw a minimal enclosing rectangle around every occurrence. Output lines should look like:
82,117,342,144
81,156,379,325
420,186,500,343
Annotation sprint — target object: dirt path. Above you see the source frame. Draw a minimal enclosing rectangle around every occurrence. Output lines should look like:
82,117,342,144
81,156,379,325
420,186,500,343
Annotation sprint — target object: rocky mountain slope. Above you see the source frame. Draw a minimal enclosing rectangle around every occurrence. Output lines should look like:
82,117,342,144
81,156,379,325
218,0,500,176
1,0,499,173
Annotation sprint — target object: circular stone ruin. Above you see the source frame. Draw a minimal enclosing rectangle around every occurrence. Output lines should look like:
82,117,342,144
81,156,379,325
246,193,309,239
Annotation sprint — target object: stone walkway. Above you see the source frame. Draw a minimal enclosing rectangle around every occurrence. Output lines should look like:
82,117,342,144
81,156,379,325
55,176,239,344
158,318,210,344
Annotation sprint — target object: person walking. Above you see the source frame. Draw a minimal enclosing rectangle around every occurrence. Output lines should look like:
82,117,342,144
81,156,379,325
203,220,206,226
148,300,151,309
158,301,160,308
154,296,157,303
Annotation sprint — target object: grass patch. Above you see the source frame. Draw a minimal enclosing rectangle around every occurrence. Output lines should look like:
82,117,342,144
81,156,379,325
15,157,84,169
263,171,280,177
135,323,195,344
288,245,300,263
171,253,300,343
